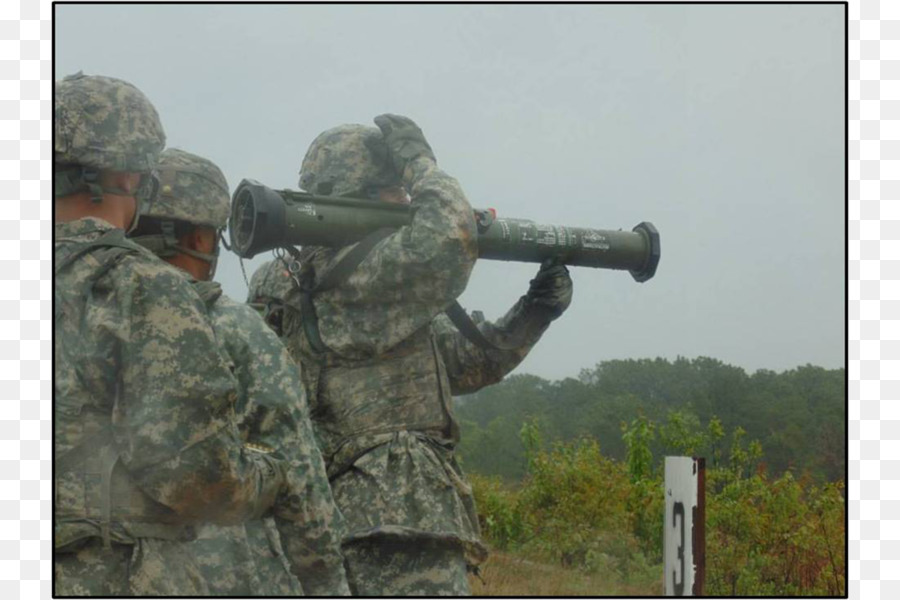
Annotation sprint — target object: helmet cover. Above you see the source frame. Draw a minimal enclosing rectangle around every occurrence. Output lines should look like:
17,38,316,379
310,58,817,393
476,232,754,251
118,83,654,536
247,258,295,304
298,124,399,198
54,72,165,173
144,147,230,230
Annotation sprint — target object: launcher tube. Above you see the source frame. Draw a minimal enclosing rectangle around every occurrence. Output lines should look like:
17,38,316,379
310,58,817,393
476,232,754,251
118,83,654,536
229,179,660,282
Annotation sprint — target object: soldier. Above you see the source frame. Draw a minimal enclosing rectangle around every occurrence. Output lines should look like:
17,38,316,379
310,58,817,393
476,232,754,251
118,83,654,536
129,147,349,596
55,73,286,595
247,256,295,338
250,115,573,595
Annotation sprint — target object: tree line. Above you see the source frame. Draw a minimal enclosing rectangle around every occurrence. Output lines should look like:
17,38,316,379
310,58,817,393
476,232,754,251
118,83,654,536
454,356,845,484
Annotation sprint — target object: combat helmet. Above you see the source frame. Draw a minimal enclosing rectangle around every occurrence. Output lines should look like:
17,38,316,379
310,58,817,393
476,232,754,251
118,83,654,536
54,72,165,228
247,258,295,336
130,148,230,276
248,258,294,304
146,148,230,229
298,124,400,199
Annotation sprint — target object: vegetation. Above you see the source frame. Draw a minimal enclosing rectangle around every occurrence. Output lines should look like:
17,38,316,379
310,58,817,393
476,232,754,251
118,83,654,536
456,357,845,596
456,357,845,483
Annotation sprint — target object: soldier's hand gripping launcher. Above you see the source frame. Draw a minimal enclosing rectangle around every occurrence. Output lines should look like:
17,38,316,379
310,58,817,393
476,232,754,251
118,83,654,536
229,179,661,282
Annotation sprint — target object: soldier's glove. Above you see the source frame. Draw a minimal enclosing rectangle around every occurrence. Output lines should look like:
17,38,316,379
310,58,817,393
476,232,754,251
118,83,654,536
523,257,573,322
373,114,436,181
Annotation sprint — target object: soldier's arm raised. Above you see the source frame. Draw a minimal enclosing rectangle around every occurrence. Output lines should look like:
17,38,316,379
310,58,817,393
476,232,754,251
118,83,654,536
311,115,479,356
434,260,574,395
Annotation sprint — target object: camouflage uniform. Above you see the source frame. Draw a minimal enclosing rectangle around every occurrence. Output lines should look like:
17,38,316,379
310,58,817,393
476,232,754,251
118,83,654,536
54,74,286,596
251,116,572,596
131,148,350,596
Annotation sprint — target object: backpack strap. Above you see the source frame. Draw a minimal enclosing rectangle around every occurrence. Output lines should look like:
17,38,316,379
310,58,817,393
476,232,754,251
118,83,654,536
55,229,140,276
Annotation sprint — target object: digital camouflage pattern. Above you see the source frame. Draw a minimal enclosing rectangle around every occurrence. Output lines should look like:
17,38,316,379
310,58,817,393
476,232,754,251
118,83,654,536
299,124,400,197
342,536,470,596
54,537,210,596
147,148,231,229
247,257,295,337
268,116,564,595
130,142,348,595
131,147,230,273
248,256,295,304
54,217,289,595
190,518,299,596
289,154,478,360
188,280,349,596
54,73,165,173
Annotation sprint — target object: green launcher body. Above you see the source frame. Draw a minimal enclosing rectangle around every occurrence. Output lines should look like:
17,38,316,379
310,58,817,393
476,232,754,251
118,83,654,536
229,179,660,282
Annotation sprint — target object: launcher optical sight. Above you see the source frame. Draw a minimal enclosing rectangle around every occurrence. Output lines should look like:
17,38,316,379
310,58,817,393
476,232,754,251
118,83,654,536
229,179,660,282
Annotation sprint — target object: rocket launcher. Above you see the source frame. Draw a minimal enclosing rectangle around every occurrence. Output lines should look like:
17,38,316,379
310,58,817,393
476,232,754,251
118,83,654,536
228,179,660,282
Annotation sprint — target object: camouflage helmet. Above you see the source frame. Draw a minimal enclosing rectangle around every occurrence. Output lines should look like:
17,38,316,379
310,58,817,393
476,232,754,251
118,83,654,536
54,72,165,174
130,148,230,278
247,258,295,336
145,148,231,230
247,258,295,304
298,124,400,199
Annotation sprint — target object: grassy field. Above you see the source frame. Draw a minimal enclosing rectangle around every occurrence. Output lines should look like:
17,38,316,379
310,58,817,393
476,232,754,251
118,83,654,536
467,550,662,597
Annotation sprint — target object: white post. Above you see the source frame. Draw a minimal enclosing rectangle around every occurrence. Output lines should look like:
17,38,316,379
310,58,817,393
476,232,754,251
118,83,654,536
664,456,706,596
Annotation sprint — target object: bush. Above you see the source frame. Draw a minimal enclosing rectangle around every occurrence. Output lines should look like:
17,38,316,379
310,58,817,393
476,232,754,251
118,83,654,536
470,417,845,596
470,473,525,550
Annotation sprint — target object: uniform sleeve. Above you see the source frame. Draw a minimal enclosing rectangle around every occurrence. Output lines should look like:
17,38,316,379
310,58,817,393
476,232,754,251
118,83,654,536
110,258,285,525
217,301,350,596
311,157,479,356
432,297,553,395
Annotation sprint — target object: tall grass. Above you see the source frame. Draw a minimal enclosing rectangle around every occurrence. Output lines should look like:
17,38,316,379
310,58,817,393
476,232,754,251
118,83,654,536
468,550,661,596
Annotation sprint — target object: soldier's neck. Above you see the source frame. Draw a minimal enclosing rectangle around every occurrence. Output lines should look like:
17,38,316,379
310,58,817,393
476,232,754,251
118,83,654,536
55,193,134,230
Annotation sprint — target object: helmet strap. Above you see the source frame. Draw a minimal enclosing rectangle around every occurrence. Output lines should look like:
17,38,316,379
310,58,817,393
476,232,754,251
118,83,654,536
161,220,221,279
54,165,107,202
55,165,144,232
81,168,105,204
175,241,220,279
131,221,221,278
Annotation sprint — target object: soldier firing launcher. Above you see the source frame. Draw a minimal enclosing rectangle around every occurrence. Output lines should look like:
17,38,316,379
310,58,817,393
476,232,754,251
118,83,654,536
228,179,661,282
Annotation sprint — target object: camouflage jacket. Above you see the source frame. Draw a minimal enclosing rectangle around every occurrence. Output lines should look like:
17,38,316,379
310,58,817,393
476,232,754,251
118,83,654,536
276,158,551,564
188,281,349,596
54,218,286,554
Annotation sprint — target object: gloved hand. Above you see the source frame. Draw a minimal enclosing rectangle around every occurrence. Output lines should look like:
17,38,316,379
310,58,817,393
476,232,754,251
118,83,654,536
523,258,573,321
373,114,436,180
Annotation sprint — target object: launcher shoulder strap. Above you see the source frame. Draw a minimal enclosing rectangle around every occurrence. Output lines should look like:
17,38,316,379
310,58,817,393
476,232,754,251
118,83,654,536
285,227,396,357
315,227,396,293
444,300,523,352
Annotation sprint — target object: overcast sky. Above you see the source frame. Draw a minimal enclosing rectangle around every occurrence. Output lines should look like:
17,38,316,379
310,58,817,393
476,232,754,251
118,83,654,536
55,4,845,381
